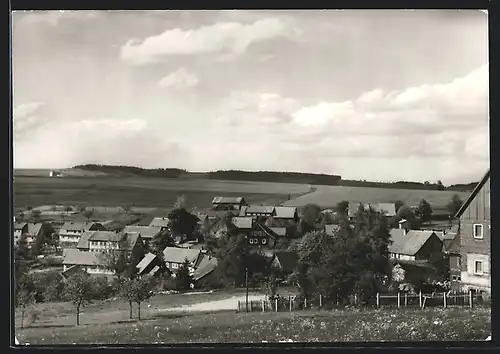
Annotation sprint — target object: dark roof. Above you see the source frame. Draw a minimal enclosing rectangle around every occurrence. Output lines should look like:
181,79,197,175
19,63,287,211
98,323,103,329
246,206,275,214
13,222,28,230
269,227,287,237
389,229,440,256
76,231,94,249
238,205,248,217
212,197,244,204
27,223,44,236
162,247,201,264
136,252,157,274
123,225,162,239
273,251,298,273
89,231,123,242
455,169,490,218
192,255,218,281
61,222,94,232
274,207,297,219
121,232,141,250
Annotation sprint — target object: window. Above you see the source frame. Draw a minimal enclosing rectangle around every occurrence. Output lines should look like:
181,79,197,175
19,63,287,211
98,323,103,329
473,224,483,239
261,238,267,245
253,238,259,244
474,260,483,275
452,275,457,281
172,263,178,269
249,238,254,244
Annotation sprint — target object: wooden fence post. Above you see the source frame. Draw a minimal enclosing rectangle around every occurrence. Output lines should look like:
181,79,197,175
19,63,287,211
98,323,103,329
336,295,339,307
376,293,380,308
469,290,473,309
275,299,278,312
304,298,307,309
405,292,408,307
289,296,292,312
238,301,240,312
354,293,358,306
262,300,265,312
319,294,323,308
397,292,401,308
419,291,422,308
443,292,447,309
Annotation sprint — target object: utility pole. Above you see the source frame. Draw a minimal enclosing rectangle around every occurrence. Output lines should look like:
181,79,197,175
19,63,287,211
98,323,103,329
245,267,249,312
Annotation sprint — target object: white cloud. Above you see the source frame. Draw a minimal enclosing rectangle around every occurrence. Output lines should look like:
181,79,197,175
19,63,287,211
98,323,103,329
158,68,199,89
120,18,293,64
13,102,48,138
15,10,102,27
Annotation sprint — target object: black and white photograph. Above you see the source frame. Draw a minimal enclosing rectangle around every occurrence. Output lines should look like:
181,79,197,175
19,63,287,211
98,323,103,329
12,9,490,344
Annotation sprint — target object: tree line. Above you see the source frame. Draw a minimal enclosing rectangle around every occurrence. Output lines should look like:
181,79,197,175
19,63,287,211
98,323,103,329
73,164,187,178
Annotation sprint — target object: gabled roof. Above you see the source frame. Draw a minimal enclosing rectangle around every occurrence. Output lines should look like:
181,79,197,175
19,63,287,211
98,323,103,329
455,169,490,218
204,209,238,219
148,217,170,228
13,222,28,231
389,229,440,256
136,252,157,274
62,248,104,266
121,232,141,250
273,251,298,273
212,197,244,204
123,225,162,239
373,203,397,217
232,216,254,229
89,231,123,242
246,206,275,214
238,205,248,217
61,222,94,232
76,231,94,249
269,227,287,237
274,207,297,219
27,223,43,236
162,247,201,264
193,256,218,281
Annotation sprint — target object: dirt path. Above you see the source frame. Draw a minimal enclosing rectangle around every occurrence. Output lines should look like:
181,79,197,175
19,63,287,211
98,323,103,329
159,294,266,312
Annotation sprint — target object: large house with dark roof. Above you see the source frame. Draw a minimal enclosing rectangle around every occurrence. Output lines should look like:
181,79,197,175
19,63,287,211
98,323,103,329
212,197,247,211
230,216,277,249
454,170,490,294
122,225,163,245
13,222,53,250
388,229,443,261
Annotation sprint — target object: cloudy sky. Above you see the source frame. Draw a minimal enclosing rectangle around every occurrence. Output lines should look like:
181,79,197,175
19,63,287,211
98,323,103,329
12,10,489,184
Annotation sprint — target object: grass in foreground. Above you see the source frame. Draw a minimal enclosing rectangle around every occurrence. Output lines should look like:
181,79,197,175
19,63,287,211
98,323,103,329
17,307,490,344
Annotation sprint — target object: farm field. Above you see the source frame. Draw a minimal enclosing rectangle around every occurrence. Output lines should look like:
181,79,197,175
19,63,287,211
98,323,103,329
283,185,470,210
13,176,311,210
16,304,490,344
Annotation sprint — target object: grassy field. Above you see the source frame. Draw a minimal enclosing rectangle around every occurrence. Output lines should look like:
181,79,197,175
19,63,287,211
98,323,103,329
283,185,470,210
16,306,491,344
13,176,310,210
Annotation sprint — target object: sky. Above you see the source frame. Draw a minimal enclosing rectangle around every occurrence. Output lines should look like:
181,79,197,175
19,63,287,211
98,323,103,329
12,10,489,184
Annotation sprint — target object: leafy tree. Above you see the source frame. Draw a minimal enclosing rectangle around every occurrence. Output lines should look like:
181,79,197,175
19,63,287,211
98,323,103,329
132,276,157,320
15,274,36,329
391,206,421,229
79,207,86,213
83,210,94,221
300,204,322,230
416,199,433,223
175,259,194,291
64,206,73,213
119,277,137,319
99,250,129,280
261,271,279,301
18,212,25,221
447,194,464,217
274,237,291,250
335,201,349,215
26,206,33,212
215,233,249,287
436,180,445,190
167,207,199,239
31,209,42,223
394,200,405,214
151,231,175,255
15,234,29,260
122,205,132,214
64,272,94,325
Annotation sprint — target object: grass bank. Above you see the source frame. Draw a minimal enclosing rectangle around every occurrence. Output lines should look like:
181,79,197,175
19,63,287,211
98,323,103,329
17,307,490,344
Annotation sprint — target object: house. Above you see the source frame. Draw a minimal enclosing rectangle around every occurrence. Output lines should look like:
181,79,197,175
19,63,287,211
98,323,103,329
136,252,166,277
59,222,106,249
62,248,111,275
231,216,276,249
162,247,203,274
122,225,163,245
325,224,340,236
13,222,28,246
454,170,490,294
271,251,298,276
268,227,288,238
244,206,276,218
212,197,246,211
372,203,397,217
148,217,170,230
389,229,443,261
347,202,369,219
22,223,53,249
76,231,124,252
49,171,63,177
192,255,219,282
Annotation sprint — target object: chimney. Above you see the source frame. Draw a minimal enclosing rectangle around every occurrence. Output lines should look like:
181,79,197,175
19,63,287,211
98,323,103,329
399,219,409,235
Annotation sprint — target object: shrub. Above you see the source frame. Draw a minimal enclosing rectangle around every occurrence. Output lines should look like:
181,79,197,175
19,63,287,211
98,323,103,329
32,271,65,302
90,276,116,300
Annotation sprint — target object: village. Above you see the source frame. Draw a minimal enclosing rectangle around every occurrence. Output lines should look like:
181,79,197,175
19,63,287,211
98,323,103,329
13,169,491,307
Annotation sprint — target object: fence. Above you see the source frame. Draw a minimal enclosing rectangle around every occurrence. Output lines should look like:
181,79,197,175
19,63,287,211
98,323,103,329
236,290,490,313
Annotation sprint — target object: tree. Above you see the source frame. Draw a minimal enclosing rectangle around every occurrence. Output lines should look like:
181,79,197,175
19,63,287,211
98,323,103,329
15,274,36,329
215,233,249,287
132,276,157,320
447,194,463,217
18,212,25,221
394,200,405,214
335,201,349,216
122,205,132,214
64,272,94,326
15,234,29,260
64,206,73,213
31,209,42,223
261,271,279,301
51,205,58,214
175,259,194,291
26,206,33,212
151,231,175,255
83,210,94,221
174,195,187,209
167,207,199,240
436,180,445,191
391,206,421,230
416,199,433,223
119,277,137,319
301,204,322,229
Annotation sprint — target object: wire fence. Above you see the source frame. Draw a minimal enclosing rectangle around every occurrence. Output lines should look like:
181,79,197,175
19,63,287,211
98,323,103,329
237,290,491,313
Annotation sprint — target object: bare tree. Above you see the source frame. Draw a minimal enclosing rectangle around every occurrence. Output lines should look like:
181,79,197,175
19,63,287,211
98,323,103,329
64,273,94,326
133,276,157,320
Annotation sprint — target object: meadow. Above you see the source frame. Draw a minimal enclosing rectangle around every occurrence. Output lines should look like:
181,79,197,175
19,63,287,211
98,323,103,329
16,305,491,344
283,185,470,210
